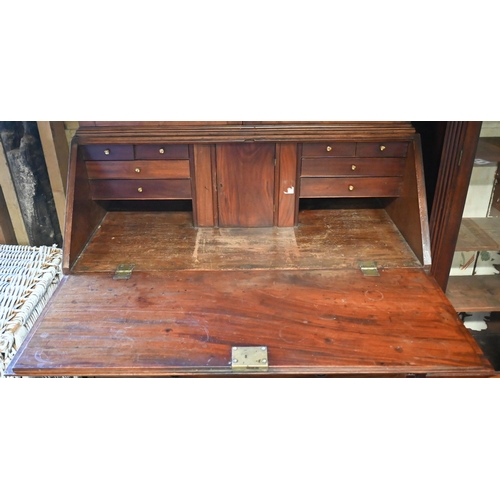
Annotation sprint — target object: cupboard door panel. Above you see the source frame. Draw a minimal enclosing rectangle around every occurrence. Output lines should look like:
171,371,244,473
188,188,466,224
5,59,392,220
216,143,275,227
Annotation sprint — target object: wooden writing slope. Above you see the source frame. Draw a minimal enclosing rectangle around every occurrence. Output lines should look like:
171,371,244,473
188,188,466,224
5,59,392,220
6,122,493,377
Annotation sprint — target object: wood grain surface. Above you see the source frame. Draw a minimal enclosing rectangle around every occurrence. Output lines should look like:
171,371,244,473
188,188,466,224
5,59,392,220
277,143,298,227
63,144,106,273
356,142,409,157
300,177,402,198
83,145,134,161
301,157,405,177
71,203,420,273
134,144,189,159
6,268,492,377
74,123,417,144
193,144,215,227
216,143,275,227
89,179,192,200
447,275,500,312
302,143,356,157
429,122,482,291
456,218,500,251
86,160,191,179
385,136,431,267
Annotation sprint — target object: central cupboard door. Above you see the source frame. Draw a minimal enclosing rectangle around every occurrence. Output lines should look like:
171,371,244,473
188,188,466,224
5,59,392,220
216,143,276,227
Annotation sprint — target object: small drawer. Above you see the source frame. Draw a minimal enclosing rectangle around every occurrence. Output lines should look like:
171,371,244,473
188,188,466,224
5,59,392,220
356,142,409,157
302,143,355,157
83,145,134,161
301,157,406,177
86,160,191,180
300,177,403,198
135,144,190,160
89,179,192,200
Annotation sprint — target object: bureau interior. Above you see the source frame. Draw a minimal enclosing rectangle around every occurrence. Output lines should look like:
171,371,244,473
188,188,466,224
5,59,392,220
65,128,429,275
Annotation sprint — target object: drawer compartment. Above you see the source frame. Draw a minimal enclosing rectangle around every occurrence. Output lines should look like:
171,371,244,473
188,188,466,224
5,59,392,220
86,160,191,179
83,145,134,161
356,142,409,157
135,144,190,159
89,179,192,200
301,157,406,177
302,143,355,157
300,177,403,198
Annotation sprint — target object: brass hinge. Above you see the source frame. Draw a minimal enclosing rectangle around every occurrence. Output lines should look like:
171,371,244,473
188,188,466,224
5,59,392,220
231,346,268,371
359,261,379,276
113,264,135,280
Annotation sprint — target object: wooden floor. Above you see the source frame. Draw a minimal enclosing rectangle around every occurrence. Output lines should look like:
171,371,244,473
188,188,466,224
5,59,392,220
73,202,420,273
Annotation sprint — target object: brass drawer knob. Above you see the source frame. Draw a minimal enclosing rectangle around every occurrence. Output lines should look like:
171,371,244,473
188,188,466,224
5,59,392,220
380,145,386,151
159,148,165,154
138,187,143,193
326,146,332,152
351,165,357,171
348,185,354,191
104,149,110,155
135,168,141,173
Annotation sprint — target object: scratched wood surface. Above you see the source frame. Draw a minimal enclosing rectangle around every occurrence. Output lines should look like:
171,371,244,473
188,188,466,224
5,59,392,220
72,201,420,273
6,268,492,377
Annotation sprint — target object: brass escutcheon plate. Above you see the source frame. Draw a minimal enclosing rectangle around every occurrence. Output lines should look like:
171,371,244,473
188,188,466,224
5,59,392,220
231,346,268,370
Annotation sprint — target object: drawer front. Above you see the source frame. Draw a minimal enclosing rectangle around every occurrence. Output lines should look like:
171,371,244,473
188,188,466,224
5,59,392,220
302,143,356,157
83,145,134,161
356,142,409,157
301,157,406,177
300,177,403,198
135,144,190,159
86,160,191,179
89,179,192,200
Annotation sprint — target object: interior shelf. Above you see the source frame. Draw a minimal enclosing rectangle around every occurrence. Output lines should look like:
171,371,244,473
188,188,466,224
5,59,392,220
447,275,500,312
456,217,500,251
476,137,500,163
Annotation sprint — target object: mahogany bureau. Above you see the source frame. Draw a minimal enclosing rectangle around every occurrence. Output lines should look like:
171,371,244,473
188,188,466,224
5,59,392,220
6,121,493,377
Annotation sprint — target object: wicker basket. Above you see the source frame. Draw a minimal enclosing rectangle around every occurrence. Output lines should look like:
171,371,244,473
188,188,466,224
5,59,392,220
0,245,63,376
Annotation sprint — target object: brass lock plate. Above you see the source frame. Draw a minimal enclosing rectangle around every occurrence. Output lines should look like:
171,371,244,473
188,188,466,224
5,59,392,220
231,346,268,370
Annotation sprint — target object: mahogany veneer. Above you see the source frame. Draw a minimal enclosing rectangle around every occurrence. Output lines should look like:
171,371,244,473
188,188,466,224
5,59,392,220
9,268,489,377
